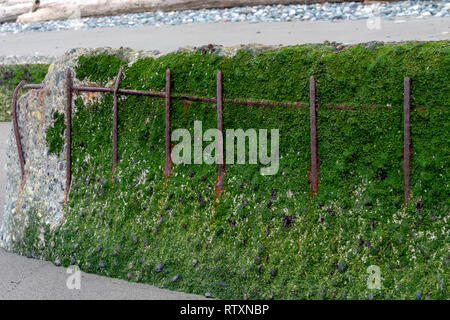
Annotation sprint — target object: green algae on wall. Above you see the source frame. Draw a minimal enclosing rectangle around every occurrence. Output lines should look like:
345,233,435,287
42,42,450,299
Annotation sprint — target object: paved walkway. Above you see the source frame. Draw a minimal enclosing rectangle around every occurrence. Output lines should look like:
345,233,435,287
0,17,449,57
0,248,205,299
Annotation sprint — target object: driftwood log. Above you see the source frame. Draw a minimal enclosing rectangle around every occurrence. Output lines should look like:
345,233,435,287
0,0,388,24
0,0,36,23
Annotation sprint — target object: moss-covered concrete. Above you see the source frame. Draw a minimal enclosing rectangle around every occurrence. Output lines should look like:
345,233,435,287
38,41,450,299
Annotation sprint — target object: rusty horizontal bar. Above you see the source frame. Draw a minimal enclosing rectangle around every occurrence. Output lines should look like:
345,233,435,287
73,86,165,97
216,70,225,195
73,86,112,93
225,98,303,108
23,83,303,108
13,75,417,209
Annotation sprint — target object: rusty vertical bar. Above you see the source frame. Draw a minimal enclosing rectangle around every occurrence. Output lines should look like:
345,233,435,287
309,76,319,194
112,67,123,174
12,80,26,185
164,68,172,178
215,70,225,193
403,77,411,204
64,68,73,203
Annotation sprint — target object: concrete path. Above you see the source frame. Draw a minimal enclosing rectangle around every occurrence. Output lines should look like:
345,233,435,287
0,17,449,57
0,248,205,299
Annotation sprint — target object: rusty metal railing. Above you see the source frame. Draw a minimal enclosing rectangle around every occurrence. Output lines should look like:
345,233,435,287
11,68,413,204
403,77,411,204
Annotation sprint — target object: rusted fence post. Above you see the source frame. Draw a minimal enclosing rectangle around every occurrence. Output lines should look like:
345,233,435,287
164,68,172,178
215,70,225,194
12,80,26,186
403,77,411,204
64,68,73,203
112,67,123,174
309,76,319,194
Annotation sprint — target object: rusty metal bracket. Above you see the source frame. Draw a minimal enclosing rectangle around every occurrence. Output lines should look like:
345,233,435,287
309,76,319,195
15,72,416,205
64,68,73,203
12,80,27,185
23,84,44,90
403,77,411,205
164,68,172,178
215,70,225,195
13,69,309,205
72,86,303,108
112,67,123,174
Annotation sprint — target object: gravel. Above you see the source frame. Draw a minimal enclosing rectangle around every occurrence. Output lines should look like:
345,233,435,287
0,1,448,34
